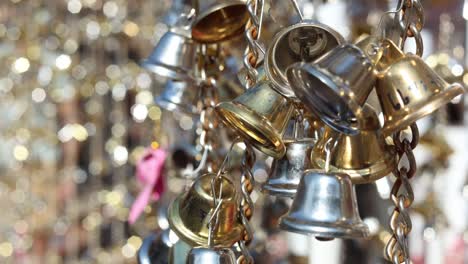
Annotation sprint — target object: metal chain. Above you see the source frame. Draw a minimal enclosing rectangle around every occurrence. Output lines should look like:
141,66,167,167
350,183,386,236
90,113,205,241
385,123,419,263
243,0,265,88
237,143,256,264
396,0,424,56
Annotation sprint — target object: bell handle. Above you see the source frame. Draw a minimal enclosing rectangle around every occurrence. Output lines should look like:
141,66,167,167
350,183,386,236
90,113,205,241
374,38,406,76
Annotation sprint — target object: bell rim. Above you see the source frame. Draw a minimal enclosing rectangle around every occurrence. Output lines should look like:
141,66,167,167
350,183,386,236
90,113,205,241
279,215,369,239
311,144,396,184
215,101,286,158
191,2,249,43
288,63,363,135
141,60,194,81
168,194,244,247
262,183,297,198
155,96,199,116
265,21,344,99
381,82,465,136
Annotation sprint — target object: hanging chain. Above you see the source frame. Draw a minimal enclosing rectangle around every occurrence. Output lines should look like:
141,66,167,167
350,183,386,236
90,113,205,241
385,124,419,263
237,143,256,264
243,0,265,87
384,1,423,263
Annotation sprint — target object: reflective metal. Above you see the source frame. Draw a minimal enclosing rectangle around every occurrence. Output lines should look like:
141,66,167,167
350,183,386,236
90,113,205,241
311,106,396,184
262,138,314,197
215,81,295,158
168,173,243,246
376,39,465,135
280,170,369,239
155,80,199,115
191,0,249,43
138,230,172,264
186,247,237,264
286,36,382,135
142,28,197,80
265,21,344,99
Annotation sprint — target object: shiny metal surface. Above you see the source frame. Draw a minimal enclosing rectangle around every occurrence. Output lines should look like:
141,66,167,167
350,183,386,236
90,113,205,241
186,247,237,264
265,21,344,99
191,0,249,43
286,36,381,135
155,80,199,115
137,230,172,264
376,39,465,136
168,173,243,247
280,170,369,239
141,29,197,80
311,106,396,184
215,81,294,158
262,138,314,197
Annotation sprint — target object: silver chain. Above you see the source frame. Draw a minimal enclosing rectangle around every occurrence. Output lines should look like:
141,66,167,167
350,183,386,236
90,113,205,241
242,0,265,88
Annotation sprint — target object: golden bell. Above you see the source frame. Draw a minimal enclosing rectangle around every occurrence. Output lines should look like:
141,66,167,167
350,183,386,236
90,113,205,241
311,105,396,184
191,0,249,43
168,173,243,247
262,138,314,197
286,36,382,135
215,81,295,158
376,39,465,135
141,28,197,80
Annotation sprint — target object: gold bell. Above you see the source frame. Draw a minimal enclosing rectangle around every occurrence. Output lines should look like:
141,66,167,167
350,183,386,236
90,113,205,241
191,0,249,43
215,81,295,158
376,39,465,135
311,105,396,184
286,36,382,135
168,173,243,247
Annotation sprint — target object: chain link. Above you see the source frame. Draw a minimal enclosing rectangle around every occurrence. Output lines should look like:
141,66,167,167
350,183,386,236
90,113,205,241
385,123,419,264
243,0,265,88
397,0,424,56
237,143,256,264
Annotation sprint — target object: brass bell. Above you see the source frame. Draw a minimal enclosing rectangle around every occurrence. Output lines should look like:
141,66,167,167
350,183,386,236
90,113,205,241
168,173,243,247
287,36,383,135
215,81,295,158
191,0,249,43
376,39,465,135
265,21,344,99
186,247,237,264
155,80,199,115
280,170,369,239
142,28,197,80
311,105,396,184
262,138,314,197
138,229,173,264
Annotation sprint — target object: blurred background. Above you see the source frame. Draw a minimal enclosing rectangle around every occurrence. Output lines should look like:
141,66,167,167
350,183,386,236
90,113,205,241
0,0,467,263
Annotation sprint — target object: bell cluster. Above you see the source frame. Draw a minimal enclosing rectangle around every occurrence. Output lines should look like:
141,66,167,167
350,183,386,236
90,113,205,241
138,0,466,263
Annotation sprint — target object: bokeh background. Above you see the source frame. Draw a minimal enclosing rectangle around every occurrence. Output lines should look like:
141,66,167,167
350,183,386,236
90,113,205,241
0,0,467,263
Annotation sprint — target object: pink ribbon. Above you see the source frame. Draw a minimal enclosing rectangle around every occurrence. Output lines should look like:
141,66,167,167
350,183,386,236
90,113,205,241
129,147,167,224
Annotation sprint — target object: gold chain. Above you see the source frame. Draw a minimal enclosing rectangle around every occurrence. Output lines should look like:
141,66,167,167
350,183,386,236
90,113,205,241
243,0,264,87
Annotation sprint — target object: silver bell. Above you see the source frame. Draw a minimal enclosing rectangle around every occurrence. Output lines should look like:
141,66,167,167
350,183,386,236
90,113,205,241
280,170,369,239
141,28,197,80
155,80,199,115
186,247,237,264
262,138,314,198
138,229,173,264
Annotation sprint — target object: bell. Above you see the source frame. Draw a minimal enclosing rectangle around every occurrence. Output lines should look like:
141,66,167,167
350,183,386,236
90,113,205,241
186,247,237,264
155,80,199,115
262,138,314,197
280,170,369,239
311,105,396,184
138,229,173,264
287,36,383,135
141,28,197,80
191,0,249,43
168,173,243,247
376,39,465,135
265,21,344,99
215,81,295,158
